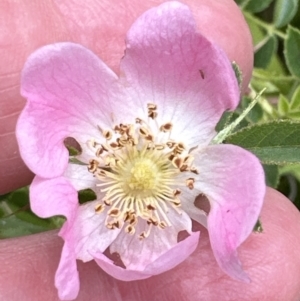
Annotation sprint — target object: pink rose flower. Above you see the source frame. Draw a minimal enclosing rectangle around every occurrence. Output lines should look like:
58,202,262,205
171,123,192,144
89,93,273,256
16,2,265,300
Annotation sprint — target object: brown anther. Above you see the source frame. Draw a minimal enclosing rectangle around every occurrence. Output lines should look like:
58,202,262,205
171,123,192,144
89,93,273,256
90,139,98,148
88,159,98,173
125,225,135,235
104,199,112,206
147,217,158,226
109,142,120,150
135,118,142,124
106,223,113,229
139,127,149,136
190,166,199,174
112,220,121,229
117,137,128,146
124,211,135,223
166,141,176,149
174,142,185,154
95,203,105,213
171,199,181,207
172,157,183,169
180,164,188,172
129,215,138,226
168,154,175,161
147,103,157,111
158,221,167,229
108,208,120,217
147,204,156,210
101,144,108,152
160,122,173,132
186,178,195,190
148,111,158,119
173,189,181,197
184,155,191,163
98,169,107,176
145,134,153,142
102,130,112,140
120,124,129,133
114,125,121,133
155,144,165,150
95,146,104,157
139,231,148,240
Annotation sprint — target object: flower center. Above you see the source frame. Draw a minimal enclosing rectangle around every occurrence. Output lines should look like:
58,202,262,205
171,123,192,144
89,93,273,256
87,104,198,239
128,159,157,190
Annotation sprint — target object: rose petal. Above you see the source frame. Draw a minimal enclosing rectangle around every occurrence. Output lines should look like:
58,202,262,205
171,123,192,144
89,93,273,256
16,42,125,178
110,207,192,270
55,240,80,301
193,144,265,281
67,201,122,262
64,163,97,191
120,2,240,147
30,176,78,220
179,185,208,228
92,231,200,281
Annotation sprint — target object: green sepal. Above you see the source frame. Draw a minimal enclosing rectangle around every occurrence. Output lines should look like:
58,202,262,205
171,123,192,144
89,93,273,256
253,219,263,233
78,188,97,205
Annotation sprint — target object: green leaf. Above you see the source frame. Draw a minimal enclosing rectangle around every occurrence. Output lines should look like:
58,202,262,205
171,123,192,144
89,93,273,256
287,111,300,119
0,193,10,202
0,215,53,239
235,0,250,5
290,86,300,111
284,26,300,78
241,97,263,123
216,111,250,133
277,174,300,208
254,36,278,69
280,164,300,181
278,94,290,115
252,69,294,96
78,188,97,204
244,0,274,13
274,0,299,28
225,120,300,165
64,137,82,156
253,219,263,233
6,187,57,228
232,61,243,89
263,164,279,188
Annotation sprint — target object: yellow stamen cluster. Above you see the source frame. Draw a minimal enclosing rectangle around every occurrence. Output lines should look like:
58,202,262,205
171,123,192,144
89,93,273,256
87,103,197,239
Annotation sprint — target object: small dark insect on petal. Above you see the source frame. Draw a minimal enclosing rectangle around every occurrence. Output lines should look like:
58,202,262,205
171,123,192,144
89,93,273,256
199,69,205,79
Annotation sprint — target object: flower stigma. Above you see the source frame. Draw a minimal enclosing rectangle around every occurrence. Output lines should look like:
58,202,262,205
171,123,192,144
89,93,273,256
87,104,198,239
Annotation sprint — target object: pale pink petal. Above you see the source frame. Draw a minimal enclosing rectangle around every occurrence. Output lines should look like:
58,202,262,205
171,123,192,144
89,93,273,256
16,43,125,178
110,207,191,270
92,231,200,281
64,163,97,191
179,186,208,228
55,241,80,300
193,144,265,281
30,176,78,220
68,201,122,262
120,2,240,147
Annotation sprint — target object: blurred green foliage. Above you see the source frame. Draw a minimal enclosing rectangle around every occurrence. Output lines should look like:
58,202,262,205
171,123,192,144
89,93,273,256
232,0,300,209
